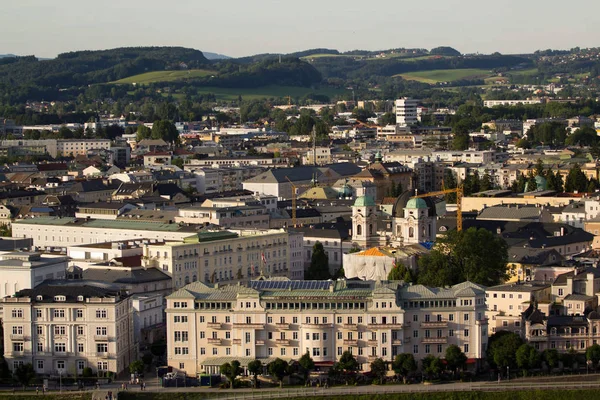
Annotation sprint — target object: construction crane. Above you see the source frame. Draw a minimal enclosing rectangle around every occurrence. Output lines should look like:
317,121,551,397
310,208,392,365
412,185,464,231
285,176,298,228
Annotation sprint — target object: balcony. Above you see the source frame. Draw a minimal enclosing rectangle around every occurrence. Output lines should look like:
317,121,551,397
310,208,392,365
343,339,358,346
94,335,110,341
420,321,448,328
208,322,224,329
10,334,30,341
276,339,290,346
304,323,333,328
529,335,547,342
343,324,357,330
256,340,265,346
232,339,241,345
392,339,402,345
96,352,115,359
368,323,403,329
422,337,447,344
208,338,223,345
233,323,265,330
11,351,31,357
276,323,290,330
367,339,378,345
368,354,379,360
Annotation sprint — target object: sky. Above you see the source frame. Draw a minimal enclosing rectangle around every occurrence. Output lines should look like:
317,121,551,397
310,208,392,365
2,0,600,58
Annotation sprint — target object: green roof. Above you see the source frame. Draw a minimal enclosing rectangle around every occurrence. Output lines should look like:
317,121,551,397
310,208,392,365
353,196,376,207
183,231,239,243
406,198,428,209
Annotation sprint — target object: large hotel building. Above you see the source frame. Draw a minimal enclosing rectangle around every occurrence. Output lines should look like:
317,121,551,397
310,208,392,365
165,278,488,376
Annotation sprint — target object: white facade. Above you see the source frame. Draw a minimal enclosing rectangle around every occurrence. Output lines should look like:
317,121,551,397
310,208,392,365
0,252,68,298
395,98,418,127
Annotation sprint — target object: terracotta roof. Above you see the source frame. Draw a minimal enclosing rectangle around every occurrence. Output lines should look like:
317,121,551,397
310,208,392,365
358,248,388,257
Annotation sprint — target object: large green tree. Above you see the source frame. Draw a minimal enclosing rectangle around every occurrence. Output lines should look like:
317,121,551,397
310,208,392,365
151,120,179,143
14,363,36,388
338,351,359,374
542,349,559,370
515,344,540,376
392,353,417,383
564,164,589,193
586,344,600,368
267,358,289,388
306,242,330,280
422,355,442,380
370,358,387,384
417,227,509,287
129,360,144,375
445,344,467,373
220,360,241,388
247,360,263,388
487,331,524,369
298,352,315,384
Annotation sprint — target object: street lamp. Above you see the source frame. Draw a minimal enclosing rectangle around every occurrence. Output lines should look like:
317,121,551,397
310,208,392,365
506,366,509,381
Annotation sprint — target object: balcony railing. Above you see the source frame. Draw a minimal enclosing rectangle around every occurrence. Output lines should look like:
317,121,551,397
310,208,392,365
96,352,115,359
392,339,402,345
422,337,447,344
94,335,110,341
276,323,290,330
232,339,241,345
304,323,333,328
368,323,403,329
256,340,265,345
367,339,378,345
207,338,222,345
276,339,290,346
343,324,357,330
343,339,358,346
233,323,265,329
208,322,224,329
10,334,30,341
420,321,448,328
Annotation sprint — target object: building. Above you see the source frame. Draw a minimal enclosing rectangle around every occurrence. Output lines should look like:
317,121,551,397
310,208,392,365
141,229,304,289
395,98,418,127
132,293,165,350
164,278,488,376
1,280,135,376
0,252,68,298
303,148,332,166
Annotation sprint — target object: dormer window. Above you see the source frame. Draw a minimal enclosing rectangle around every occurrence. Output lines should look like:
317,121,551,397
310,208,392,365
77,295,84,302
54,295,66,302
36,295,43,301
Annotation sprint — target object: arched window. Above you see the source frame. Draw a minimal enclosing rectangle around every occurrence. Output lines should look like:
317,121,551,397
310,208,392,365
357,225,362,235
184,276,190,284
192,274,197,282
409,227,414,238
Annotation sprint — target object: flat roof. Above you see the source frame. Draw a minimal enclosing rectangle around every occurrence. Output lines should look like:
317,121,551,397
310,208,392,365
13,217,199,233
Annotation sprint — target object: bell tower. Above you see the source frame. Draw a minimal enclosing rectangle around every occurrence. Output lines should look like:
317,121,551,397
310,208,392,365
351,196,378,248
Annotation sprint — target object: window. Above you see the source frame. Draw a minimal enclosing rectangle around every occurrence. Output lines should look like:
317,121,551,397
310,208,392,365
293,348,299,356
95,309,107,319
37,343,43,352
413,345,418,354
96,327,107,336
97,343,108,353
12,326,23,335
54,343,66,353
463,314,469,321
448,314,454,321
449,329,454,337
54,326,66,335
463,344,469,353
268,348,273,356
425,344,430,354
53,309,64,318
56,360,65,370
13,343,24,352
464,329,469,337
77,361,85,371
12,309,23,318
77,326,84,335
558,289,564,296
78,343,84,353
37,360,44,371
36,309,42,319
337,347,342,356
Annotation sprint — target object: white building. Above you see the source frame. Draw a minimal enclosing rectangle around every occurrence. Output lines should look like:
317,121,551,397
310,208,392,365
395,98,418,127
164,278,488,376
1,280,135,376
0,252,68,298
132,293,165,349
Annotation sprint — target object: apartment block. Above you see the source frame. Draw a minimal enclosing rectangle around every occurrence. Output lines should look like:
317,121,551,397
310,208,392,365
165,279,487,376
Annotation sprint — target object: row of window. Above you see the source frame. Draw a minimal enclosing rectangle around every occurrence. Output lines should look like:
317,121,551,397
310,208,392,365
13,342,109,353
11,309,108,319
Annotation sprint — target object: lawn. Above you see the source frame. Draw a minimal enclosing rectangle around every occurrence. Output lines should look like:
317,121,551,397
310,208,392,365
395,68,494,84
190,85,347,101
300,53,358,60
112,69,217,84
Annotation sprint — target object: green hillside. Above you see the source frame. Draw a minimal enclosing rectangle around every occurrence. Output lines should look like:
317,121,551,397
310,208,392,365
113,69,217,84
396,68,494,84
192,85,347,101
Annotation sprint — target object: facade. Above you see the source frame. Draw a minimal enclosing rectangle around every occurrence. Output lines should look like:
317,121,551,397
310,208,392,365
141,229,304,289
164,279,488,376
0,252,68,298
132,293,165,350
395,98,418,127
1,281,135,376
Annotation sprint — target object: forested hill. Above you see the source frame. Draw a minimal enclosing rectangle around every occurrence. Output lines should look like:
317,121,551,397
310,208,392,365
0,46,210,87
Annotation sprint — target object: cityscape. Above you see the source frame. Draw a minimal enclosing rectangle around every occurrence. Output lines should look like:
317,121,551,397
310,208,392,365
2,2,600,399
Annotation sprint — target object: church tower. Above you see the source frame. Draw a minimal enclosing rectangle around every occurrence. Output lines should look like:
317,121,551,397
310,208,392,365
351,195,378,248
399,198,436,244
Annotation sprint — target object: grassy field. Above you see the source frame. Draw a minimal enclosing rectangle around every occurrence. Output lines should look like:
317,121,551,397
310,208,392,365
190,85,347,101
300,53,357,60
113,69,217,84
395,68,494,84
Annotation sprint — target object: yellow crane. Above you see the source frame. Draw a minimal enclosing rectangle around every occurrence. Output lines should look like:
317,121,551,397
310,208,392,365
412,185,464,231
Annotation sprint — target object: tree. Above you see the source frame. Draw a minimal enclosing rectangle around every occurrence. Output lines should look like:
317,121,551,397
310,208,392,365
370,358,387,384
586,344,600,368
338,350,359,374
171,157,184,169
129,360,144,375
542,349,559,370
512,173,527,193
13,363,35,388
422,355,442,381
151,120,179,143
392,353,417,384
516,138,531,149
220,360,241,388
247,360,262,388
136,125,152,142
452,133,469,150
387,261,413,283
546,170,564,192
516,344,540,376
445,345,467,374
417,227,509,287
525,170,537,192
565,126,599,146
298,352,315,384
267,358,289,388
486,331,524,370
564,164,589,193
150,339,166,359
534,159,545,177
480,173,494,192
306,242,330,280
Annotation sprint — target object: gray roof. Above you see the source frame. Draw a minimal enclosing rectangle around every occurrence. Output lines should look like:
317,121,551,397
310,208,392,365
478,204,544,221
487,282,550,293
398,281,486,300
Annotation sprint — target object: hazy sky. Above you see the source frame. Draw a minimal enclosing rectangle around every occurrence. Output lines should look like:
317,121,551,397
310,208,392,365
3,0,599,58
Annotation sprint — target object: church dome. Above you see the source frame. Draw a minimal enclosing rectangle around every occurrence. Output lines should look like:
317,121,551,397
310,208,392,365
535,175,547,191
340,183,353,199
353,196,376,207
391,189,437,218
406,198,428,209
